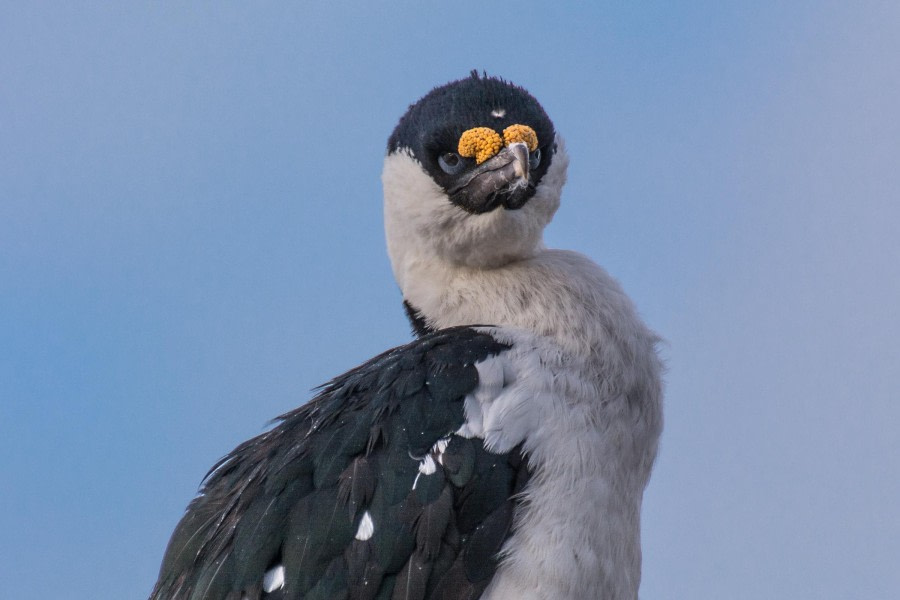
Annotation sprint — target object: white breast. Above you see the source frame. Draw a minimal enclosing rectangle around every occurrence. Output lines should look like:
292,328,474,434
458,326,661,600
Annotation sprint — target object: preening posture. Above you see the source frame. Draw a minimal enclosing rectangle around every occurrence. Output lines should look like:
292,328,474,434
151,73,663,600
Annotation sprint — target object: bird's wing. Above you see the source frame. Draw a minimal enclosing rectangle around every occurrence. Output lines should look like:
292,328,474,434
150,326,532,600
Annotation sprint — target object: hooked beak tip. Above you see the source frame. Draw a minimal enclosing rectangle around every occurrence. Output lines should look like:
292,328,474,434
508,142,530,181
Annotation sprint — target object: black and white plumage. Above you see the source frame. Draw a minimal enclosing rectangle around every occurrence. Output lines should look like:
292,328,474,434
151,72,663,600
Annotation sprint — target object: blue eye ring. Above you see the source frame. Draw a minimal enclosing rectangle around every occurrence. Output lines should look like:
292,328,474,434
438,152,466,175
528,147,542,170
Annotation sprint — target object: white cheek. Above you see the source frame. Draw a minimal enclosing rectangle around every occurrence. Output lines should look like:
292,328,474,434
382,150,454,287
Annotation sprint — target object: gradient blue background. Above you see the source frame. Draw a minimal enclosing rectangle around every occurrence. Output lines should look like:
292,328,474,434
2,2,898,598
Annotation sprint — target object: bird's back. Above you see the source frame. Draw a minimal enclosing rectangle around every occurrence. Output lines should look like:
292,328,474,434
150,328,530,600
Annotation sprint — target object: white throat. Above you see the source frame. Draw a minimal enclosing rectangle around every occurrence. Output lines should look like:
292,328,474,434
383,137,568,284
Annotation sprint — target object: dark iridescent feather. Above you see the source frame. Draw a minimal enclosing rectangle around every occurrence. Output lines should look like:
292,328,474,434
150,327,529,600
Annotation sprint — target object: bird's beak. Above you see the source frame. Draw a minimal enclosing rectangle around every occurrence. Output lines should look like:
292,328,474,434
506,141,530,181
449,142,534,214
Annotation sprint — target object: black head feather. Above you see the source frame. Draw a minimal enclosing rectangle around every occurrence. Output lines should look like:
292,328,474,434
388,74,556,213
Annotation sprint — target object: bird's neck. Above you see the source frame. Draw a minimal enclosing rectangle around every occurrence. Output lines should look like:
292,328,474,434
399,248,650,365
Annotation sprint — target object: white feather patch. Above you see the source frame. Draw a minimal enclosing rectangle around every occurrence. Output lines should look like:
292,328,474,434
456,395,483,439
262,564,285,593
418,453,437,475
432,437,450,454
457,355,509,440
433,436,450,464
473,356,506,402
355,510,374,541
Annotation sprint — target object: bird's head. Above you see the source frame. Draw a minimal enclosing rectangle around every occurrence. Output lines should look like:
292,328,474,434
383,72,568,287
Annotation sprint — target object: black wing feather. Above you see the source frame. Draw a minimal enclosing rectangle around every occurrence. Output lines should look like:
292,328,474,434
150,326,528,600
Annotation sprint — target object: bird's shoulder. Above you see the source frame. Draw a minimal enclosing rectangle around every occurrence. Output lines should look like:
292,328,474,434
151,325,536,600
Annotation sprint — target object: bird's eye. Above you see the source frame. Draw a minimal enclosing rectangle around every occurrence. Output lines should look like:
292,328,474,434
529,147,542,170
438,152,466,175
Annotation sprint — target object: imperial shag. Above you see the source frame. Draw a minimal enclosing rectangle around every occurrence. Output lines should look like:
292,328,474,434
150,72,663,600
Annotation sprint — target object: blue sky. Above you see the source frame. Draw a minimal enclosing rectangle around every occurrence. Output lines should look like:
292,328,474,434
2,2,898,598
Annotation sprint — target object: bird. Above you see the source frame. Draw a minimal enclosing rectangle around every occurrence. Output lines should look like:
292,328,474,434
150,71,663,600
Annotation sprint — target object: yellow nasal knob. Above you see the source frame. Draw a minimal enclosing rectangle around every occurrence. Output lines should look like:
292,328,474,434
458,127,504,164
502,124,539,152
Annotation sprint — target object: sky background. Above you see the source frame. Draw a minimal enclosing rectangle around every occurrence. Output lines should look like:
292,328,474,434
2,2,899,598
